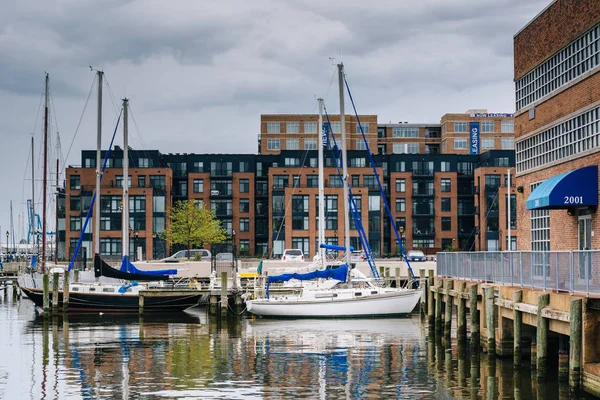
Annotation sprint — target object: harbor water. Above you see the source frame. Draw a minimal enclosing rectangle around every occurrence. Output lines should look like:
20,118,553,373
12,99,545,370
0,286,598,399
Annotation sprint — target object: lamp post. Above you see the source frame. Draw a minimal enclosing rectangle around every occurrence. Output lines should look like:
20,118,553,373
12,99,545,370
5,231,9,259
134,231,139,261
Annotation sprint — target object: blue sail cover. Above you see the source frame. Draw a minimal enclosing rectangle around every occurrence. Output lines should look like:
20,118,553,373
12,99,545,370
268,264,348,284
120,256,177,277
319,244,355,252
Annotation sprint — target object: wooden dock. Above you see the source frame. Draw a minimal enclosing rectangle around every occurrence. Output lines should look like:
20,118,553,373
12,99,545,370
424,275,600,396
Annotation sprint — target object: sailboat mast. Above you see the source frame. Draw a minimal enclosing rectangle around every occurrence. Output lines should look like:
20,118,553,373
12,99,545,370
41,73,49,274
337,63,351,267
55,156,59,263
31,136,35,250
317,99,325,267
10,200,14,256
122,98,129,260
94,71,103,258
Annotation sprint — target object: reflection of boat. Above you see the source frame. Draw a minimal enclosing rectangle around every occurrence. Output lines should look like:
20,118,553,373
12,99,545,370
246,65,422,318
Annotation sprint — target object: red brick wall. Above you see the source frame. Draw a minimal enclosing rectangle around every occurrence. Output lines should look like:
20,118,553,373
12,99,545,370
514,0,600,80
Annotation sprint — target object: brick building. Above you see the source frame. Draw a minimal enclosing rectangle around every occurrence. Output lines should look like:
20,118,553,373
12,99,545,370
513,0,600,252
59,112,515,260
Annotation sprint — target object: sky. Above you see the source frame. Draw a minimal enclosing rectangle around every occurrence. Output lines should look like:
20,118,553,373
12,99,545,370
0,0,549,243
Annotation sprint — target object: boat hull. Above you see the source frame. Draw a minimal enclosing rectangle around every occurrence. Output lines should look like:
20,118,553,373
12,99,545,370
246,289,422,318
19,287,204,313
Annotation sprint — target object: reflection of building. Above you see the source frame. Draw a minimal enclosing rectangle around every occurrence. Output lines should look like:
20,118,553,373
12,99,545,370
514,0,600,251
60,111,516,259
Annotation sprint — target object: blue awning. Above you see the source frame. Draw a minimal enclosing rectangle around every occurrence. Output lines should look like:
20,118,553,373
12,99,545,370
526,165,598,210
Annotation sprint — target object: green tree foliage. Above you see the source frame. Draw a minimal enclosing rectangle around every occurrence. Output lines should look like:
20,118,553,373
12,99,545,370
165,200,227,257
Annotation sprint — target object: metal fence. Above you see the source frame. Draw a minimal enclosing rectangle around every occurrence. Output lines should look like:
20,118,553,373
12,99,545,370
437,250,600,296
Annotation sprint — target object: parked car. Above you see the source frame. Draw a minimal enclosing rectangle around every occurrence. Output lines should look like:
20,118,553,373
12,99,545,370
406,250,426,262
282,249,305,262
161,249,211,263
350,250,366,262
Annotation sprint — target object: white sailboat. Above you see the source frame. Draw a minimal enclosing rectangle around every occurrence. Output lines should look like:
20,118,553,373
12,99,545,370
246,64,422,318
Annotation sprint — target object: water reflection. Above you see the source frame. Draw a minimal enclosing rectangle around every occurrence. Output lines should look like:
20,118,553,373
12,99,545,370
0,288,599,399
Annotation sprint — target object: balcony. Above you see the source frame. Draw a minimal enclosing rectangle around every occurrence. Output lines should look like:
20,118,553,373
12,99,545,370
412,168,434,177
412,188,435,196
485,184,500,193
210,169,233,178
413,228,435,235
412,207,435,216
457,187,475,196
457,170,474,177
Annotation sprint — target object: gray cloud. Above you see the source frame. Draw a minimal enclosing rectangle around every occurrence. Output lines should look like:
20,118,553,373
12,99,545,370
0,0,548,236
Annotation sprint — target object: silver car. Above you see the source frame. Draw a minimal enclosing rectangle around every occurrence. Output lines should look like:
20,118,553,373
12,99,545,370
161,249,211,262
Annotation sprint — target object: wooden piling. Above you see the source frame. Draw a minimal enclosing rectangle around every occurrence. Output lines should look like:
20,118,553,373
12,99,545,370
52,273,59,313
435,279,443,332
12,281,18,301
536,294,550,377
139,293,144,314
42,274,50,314
469,284,479,346
63,272,70,312
419,269,426,317
74,269,79,282
221,272,228,316
558,335,569,382
485,286,496,356
444,280,453,337
513,290,523,367
531,335,537,370
457,282,467,340
427,270,435,327
209,295,218,315
569,299,582,389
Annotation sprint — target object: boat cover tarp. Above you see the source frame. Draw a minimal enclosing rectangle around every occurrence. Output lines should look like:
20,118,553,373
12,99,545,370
319,244,355,252
119,255,177,277
94,254,173,281
268,264,348,284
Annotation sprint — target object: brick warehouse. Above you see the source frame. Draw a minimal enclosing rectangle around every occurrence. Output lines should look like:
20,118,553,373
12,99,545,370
59,111,516,260
513,0,600,252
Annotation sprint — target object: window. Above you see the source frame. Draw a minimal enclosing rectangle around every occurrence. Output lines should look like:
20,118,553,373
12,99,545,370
240,199,250,213
153,195,166,213
440,161,450,172
441,179,451,192
482,138,495,149
70,196,80,211
316,195,338,230
116,175,132,188
239,179,250,193
356,139,367,151
368,195,380,211
309,158,317,168
516,107,600,173
485,175,501,191
284,157,300,167
304,139,317,150
356,123,369,133
501,138,514,149
239,161,250,172
454,138,467,149
70,216,81,231
515,24,600,110
193,161,204,172
100,216,111,231
211,180,232,196
193,179,204,193
413,239,435,248
331,122,341,133
395,178,405,193
304,122,317,133
329,174,343,188
392,143,419,154
291,238,310,257
494,157,510,167
177,181,187,197
454,122,467,132
352,175,359,187
396,217,406,231
138,158,150,168
286,139,299,150
129,196,146,212
395,162,406,172
153,216,165,233
194,199,204,209
267,122,280,133
70,175,80,190
84,158,95,168
149,175,165,189
531,182,550,251
392,127,419,138
292,215,309,230
240,218,250,232
210,199,232,216
138,175,146,188
350,158,366,168
395,198,406,212
307,175,318,188
286,122,299,133
442,217,452,231
363,175,377,189
501,121,514,133
100,238,121,256
267,139,280,150
273,175,288,190
481,121,494,133
441,198,451,212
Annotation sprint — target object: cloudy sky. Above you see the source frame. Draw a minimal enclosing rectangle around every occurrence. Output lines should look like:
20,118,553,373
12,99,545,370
0,0,549,242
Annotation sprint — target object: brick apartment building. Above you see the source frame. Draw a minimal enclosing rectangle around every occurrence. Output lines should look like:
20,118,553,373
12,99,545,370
513,0,600,252
59,111,516,260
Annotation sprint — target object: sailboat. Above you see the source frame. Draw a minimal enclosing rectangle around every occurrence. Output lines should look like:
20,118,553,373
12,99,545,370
246,64,423,318
19,74,203,312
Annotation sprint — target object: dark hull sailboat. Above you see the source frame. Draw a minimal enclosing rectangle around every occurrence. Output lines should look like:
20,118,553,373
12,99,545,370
94,254,176,281
20,285,205,312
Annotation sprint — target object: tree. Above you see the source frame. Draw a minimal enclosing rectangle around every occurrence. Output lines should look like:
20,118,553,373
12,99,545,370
165,200,227,257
